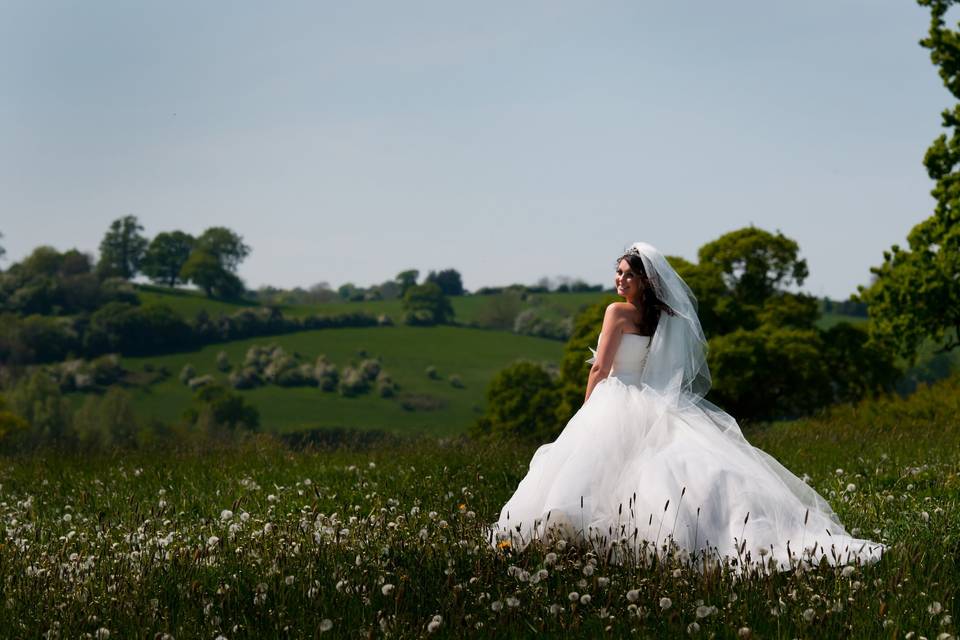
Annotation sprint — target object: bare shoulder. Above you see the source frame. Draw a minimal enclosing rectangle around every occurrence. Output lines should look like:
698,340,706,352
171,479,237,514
604,302,634,317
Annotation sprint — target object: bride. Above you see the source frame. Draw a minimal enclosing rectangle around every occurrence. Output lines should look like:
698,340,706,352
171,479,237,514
490,242,883,570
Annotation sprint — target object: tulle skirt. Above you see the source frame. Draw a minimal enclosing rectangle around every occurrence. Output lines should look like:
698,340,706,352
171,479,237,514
489,375,884,570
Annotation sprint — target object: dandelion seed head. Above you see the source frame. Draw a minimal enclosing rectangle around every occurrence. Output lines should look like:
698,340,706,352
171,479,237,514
319,619,333,632
659,597,672,610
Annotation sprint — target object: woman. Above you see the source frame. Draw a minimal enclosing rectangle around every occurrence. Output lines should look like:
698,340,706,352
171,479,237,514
490,242,883,570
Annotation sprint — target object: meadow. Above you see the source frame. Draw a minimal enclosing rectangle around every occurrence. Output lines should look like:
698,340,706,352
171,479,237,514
122,326,564,435
2,374,957,639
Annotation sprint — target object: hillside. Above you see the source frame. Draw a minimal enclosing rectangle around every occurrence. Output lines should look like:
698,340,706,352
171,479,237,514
122,325,564,435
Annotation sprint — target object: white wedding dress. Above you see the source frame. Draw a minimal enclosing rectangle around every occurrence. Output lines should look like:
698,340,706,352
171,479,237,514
491,332,884,570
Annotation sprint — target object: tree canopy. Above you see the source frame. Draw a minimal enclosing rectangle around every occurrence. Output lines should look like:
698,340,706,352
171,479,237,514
142,231,194,287
857,0,960,358
97,215,148,280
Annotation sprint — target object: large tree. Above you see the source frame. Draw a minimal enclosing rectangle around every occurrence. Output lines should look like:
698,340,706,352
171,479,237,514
425,268,464,296
97,215,148,280
195,227,251,273
180,250,244,299
142,231,194,287
858,0,960,358
395,269,419,296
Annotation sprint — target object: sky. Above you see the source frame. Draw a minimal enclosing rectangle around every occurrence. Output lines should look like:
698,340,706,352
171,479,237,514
0,1,951,298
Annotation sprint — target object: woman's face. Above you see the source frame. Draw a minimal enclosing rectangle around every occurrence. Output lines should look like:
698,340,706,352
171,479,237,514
615,258,641,301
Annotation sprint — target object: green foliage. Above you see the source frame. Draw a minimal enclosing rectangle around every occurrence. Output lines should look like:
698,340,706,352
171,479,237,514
183,383,259,433
73,387,140,450
97,215,148,280
180,249,245,299
697,227,809,309
6,370,73,448
401,282,454,325
85,302,193,356
0,394,28,446
395,269,419,296
857,1,960,359
195,226,251,273
471,360,559,440
425,268,464,296
142,231,194,287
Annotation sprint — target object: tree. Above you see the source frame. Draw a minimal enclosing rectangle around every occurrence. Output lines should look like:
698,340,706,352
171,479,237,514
395,269,419,296
195,227,251,273
180,250,244,299
857,0,960,358
97,215,148,280
401,282,454,325
142,231,194,286
426,268,464,296
0,231,5,264
471,361,559,441
697,227,809,310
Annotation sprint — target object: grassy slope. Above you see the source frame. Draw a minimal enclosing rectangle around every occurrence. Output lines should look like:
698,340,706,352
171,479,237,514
123,325,564,436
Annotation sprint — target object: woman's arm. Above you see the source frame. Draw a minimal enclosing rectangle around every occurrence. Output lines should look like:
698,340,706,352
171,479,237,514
584,304,624,403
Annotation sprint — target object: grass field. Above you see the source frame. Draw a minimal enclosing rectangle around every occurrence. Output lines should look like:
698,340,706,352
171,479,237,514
1,375,957,638
137,285,607,326
123,325,564,435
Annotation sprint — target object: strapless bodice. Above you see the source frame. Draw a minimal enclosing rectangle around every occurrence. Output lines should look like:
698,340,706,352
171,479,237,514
597,333,652,386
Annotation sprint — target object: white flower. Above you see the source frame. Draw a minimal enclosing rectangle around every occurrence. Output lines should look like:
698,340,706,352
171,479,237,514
220,509,233,521
737,628,751,639
263,523,274,534
382,584,395,596
582,564,595,577
556,539,567,551
545,552,558,565
695,605,716,618
285,575,294,586
62,513,72,523
803,608,815,622
207,535,220,548
845,483,856,493
568,592,580,602
922,511,931,523
672,568,682,578
427,615,442,633
835,468,844,476
95,629,110,640
506,597,520,608
549,603,563,615
841,565,855,578
659,597,672,610
627,589,640,603
319,619,333,632
929,601,943,615
490,600,503,612
240,511,250,522
687,621,700,635
580,594,592,605
267,494,277,502
597,577,610,588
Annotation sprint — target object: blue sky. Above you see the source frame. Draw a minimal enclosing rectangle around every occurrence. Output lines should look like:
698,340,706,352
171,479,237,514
0,1,950,298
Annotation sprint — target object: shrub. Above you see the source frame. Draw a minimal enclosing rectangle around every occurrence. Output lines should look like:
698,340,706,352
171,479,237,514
187,374,216,390
216,351,231,372
338,367,369,397
359,358,382,381
179,364,196,385
376,371,397,397
470,361,559,441
314,356,339,392
229,367,261,390
183,383,259,433
425,365,440,380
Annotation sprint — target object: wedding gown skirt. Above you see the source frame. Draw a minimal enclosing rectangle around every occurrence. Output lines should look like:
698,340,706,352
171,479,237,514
491,334,883,569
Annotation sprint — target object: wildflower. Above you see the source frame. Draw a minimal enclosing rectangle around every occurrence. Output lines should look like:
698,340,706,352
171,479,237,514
696,605,716,618
845,483,856,493
240,511,250,522
382,584,395,596
319,619,333,632
497,539,511,550
835,468,844,476
490,600,503,612
568,592,580,602
583,564,595,577
545,552,558,565
549,604,563,615
803,608,815,622
597,577,610,588
659,597,672,610
737,628,752,638
922,511,931,523
95,629,110,640
62,514,72,523
207,535,220,548
267,494,277,502
427,615,442,633
580,594,592,605
263,523,274,534
841,565,856,578
556,539,567,551
627,589,640,603
687,621,700,635
220,509,233,521
672,568,682,578
506,597,520,608
285,576,294,586
929,601,943,615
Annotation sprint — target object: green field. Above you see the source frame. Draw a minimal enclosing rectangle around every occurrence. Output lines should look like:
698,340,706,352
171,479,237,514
2,374,957,638
137,284,612,325
123,325,564,435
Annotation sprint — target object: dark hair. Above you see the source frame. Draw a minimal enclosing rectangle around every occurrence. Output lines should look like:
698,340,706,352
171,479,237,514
617,251,674,334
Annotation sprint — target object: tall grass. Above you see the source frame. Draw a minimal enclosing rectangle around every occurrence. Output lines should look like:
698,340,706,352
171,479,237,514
1,377,957,638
